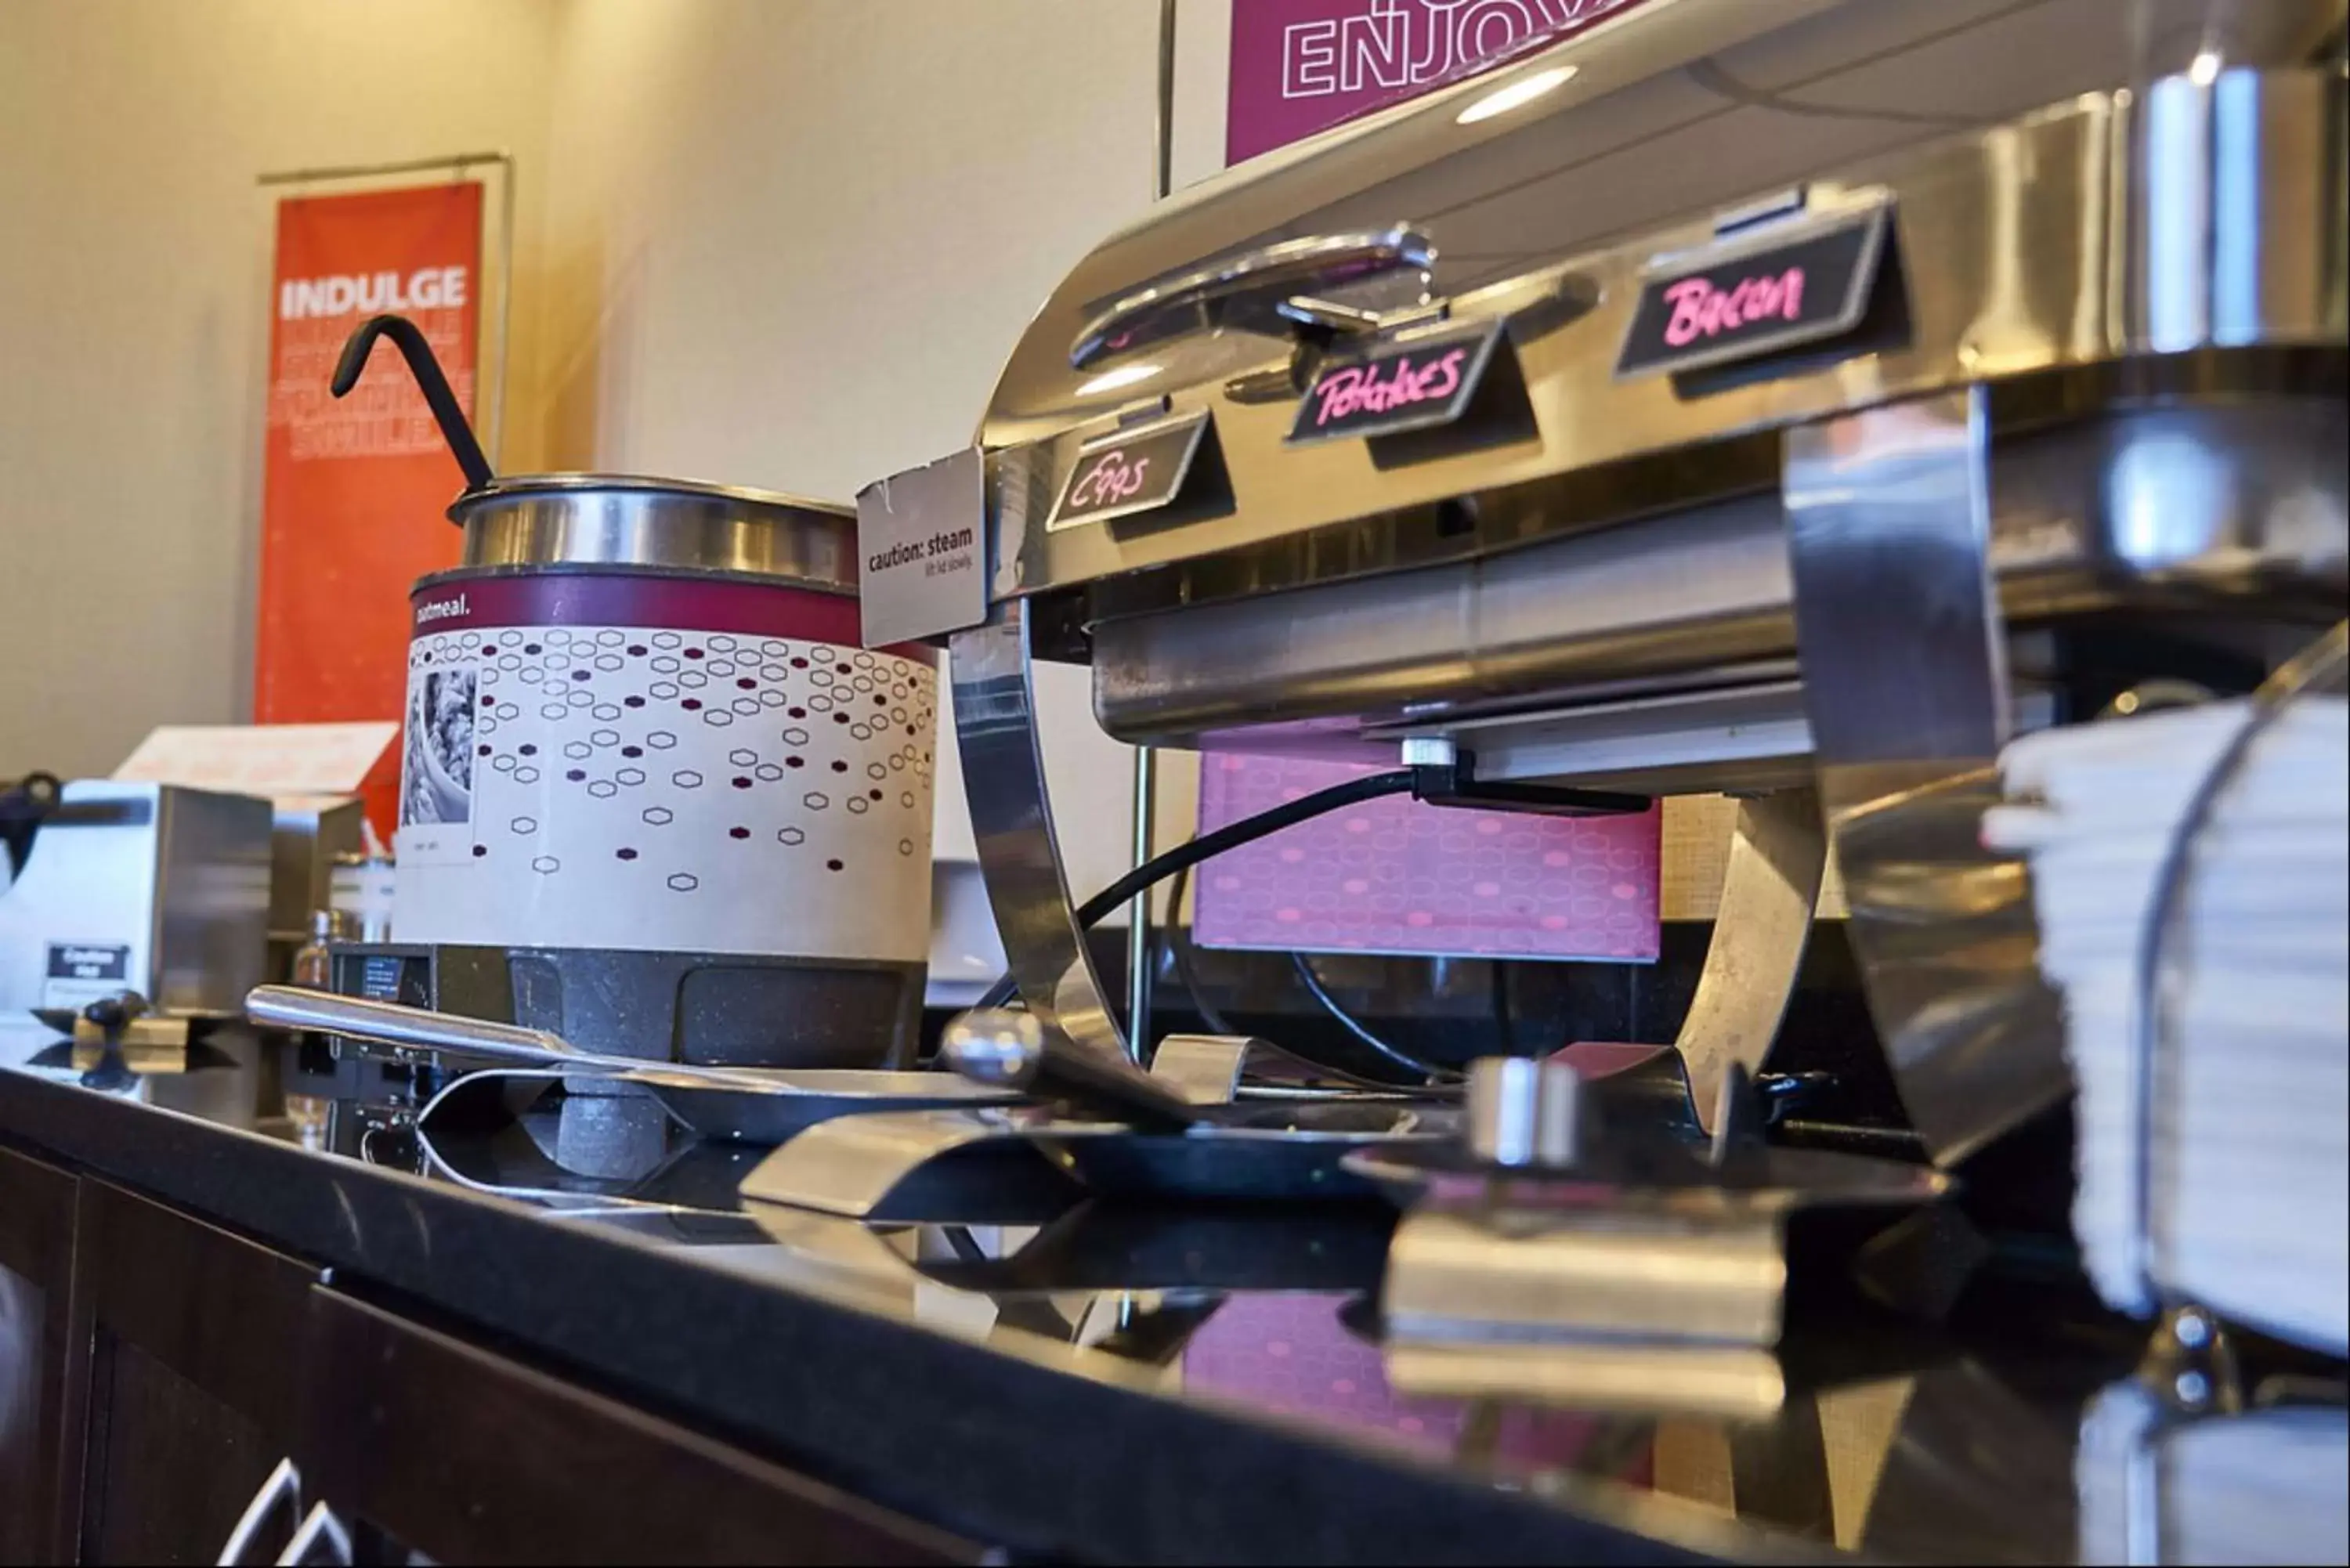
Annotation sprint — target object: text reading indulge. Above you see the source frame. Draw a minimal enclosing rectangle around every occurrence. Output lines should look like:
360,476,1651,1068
280,266,470,320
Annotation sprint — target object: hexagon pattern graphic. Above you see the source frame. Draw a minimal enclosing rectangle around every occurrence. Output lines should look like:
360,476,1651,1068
1191,756,1660,960
403,627,937,908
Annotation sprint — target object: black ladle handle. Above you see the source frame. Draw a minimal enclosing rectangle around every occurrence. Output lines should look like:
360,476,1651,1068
330,313,495,491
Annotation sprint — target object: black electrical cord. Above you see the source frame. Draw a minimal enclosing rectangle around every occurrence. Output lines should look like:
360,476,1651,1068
1289,952,1462,1086
1075,768,1416,929
971,768,1419,1012
1162,861,1431,1091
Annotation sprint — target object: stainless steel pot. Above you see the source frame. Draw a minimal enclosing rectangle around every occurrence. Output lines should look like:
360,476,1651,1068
340,316,938,1068
447,473,857,583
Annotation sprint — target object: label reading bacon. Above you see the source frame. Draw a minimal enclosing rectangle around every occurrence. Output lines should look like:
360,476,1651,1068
1616,206,1889,381
1286,322,1502,446
1661,268,1806,347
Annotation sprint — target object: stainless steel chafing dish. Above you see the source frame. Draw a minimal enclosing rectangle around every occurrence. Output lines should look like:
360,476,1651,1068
885,0,2347,1169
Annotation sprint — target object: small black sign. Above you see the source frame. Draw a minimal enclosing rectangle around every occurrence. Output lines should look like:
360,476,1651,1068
1047,411,1213,532
47,941,130,981
1615,205,1889,381
1288,321,1503,446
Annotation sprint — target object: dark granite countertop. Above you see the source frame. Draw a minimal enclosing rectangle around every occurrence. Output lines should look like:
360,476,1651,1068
3,1023,2319,1566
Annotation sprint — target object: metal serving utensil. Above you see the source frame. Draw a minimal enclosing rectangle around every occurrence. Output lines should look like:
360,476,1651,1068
244,986,1019,1143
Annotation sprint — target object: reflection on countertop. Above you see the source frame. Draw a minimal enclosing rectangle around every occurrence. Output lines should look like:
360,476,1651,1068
2,1019,2342,1566
0,1017,287,1135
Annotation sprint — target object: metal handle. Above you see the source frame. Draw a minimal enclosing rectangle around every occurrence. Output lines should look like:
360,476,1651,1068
218,1458,353,1567
1068,226,1435,370
244,986,810,1099
276,1503,352,1567
216,1457,322,1568
330,313,494,490
245,985,617,1073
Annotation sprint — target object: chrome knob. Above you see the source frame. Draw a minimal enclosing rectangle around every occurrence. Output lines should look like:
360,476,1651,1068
1464,1056,1584,1169
940,1008,1044,1089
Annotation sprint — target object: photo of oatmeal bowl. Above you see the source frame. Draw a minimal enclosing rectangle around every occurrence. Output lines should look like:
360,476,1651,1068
403,667,476,826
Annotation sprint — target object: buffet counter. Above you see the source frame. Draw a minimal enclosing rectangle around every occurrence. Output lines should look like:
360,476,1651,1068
0,1024,2171,1566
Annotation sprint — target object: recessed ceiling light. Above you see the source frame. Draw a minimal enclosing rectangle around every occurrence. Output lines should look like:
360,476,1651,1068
1457,65,1578,126
1075,363,1163,397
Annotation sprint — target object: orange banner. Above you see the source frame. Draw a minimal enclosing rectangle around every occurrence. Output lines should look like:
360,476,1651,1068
256,182,484,837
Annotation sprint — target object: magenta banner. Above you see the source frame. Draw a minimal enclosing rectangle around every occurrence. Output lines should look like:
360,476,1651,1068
1226,0,1652,164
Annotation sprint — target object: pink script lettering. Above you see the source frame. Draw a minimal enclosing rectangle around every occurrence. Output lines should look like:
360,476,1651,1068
1661,268,1808,349
1311,345,1468,428
1069,449,1151,511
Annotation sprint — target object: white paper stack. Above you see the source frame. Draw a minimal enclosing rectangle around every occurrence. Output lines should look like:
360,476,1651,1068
2077,1381,2350,1565
1986,696,2349,1357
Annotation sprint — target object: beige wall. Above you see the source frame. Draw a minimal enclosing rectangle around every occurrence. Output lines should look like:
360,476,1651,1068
0,0,564,781
530,0,1168,495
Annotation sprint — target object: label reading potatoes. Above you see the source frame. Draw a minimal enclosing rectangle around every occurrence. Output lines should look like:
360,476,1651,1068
855,447,987,647
1287,322,1502,445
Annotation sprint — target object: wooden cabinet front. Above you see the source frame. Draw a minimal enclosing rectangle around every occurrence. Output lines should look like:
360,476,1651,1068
0,1152,988,1565
60,1180,320,1566
0,1140,78,1565
303,1288,980,1565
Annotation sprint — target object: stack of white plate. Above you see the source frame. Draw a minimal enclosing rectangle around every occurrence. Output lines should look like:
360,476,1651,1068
2078,1381,2350,1565
1985,695,2348,1357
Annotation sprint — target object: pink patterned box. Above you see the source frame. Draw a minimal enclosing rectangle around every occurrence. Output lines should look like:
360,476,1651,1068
1192,755,1661,961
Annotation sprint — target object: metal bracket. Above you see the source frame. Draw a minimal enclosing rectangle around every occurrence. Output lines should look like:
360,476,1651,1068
2138,1305,2245,1416
1784,388,2067,1165
947,599,1198,1125
1383,1201,1790,1347
947,599,1130,1064
1147,1034,1253,1104
1678,789,1827,1134
737,1107,1046,1220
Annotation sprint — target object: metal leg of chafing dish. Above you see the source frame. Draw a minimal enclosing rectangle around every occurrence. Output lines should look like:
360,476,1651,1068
1125,747,1158,1066
1144,1033,1250,1104
1678,789,1827,1134
1784,388,2068,1167
737,1107,1039,1219
1383,1202,1791,1347
736,1039,1252,1217
948,597,1130,1063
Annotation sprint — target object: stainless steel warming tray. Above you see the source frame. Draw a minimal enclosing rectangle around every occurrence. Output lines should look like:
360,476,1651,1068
884,0,2346,1172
